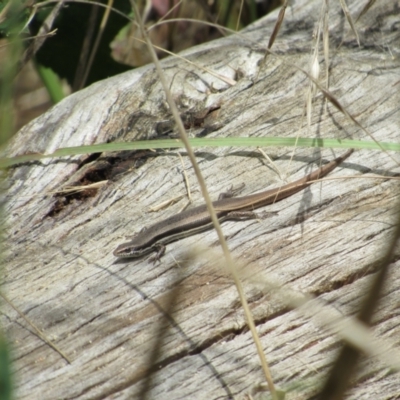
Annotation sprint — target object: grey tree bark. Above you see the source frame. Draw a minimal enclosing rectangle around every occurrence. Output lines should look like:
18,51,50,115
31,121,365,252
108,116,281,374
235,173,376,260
4,0,400,399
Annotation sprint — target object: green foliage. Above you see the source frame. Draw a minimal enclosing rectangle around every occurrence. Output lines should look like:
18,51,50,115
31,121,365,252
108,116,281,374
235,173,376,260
0,0,30,37
29,0,132,87
0,333,12,400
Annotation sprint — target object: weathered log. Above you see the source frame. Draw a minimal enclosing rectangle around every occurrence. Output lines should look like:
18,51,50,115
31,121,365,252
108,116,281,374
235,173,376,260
4,0,400,398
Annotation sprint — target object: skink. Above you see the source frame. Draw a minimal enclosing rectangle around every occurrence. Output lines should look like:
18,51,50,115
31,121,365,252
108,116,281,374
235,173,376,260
113,149,353,261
